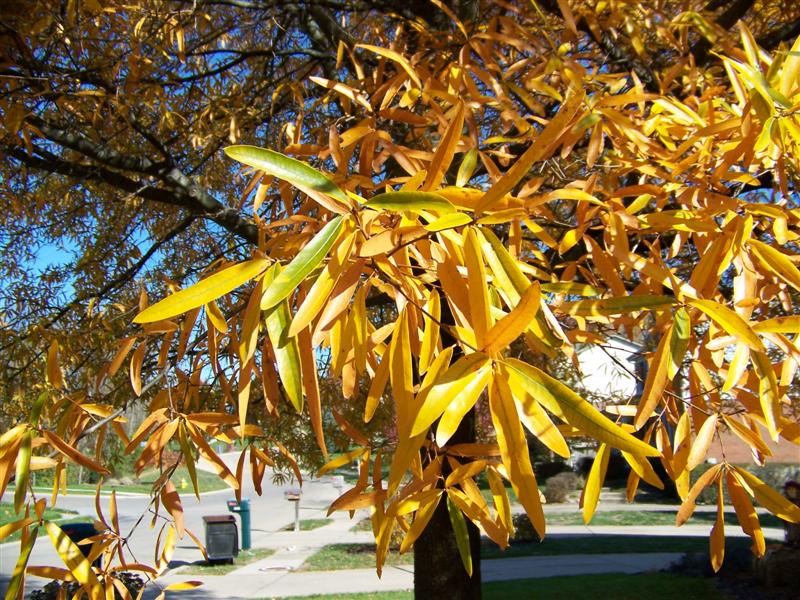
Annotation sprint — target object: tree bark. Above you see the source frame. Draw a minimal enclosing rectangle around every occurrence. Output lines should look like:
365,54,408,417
413,292,481,599
413,410,482,600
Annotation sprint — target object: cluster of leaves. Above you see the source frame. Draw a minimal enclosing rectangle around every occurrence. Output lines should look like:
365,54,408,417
4,1,800,598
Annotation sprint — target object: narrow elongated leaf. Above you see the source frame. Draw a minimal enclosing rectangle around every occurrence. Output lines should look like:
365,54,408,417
733,466,800,522
225,145,349,204
424,101,465,191
135,259,270,323
487,467,513,532
411,353,491,438
687,298,764,352
560,295,676,316
447,495,473,576
710,482,725,572
687,414,718,471
582,443,609,524
634,326,672,430
727,471,765,556
482,282,540,355
749,238,800,292
669,307,691,378
400,492,441,553
366,191,456,214
43,431,111,475
490,377,545,539
14,431,31,513
261,216,345,310
46,521,102,599
677,464,722,526
6,525,37,600
355,44,422,87
509,381,570,458
753,315,800,333
751,351,780,441
419,291,441,375
475,92,583,213
265,267,303,413
464,227,492,347
435,359,493,446
503,359,659,456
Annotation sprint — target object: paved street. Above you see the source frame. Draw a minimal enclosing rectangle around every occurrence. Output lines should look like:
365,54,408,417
0,454,785,598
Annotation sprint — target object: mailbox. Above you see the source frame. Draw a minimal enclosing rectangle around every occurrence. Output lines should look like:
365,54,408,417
226,498,251,550
61,522,102,568
203,515,238,562
284,488,302,531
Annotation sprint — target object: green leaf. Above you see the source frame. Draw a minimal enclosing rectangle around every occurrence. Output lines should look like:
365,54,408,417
366,191,456,214
5,525,37,600
559,295,676,316
225,145,350,205
134,259,270,323
410,353,491,437
260,216,345,310
502,359,659,457
14,431,31,513
447,495,473,577
263,266,304,413
669,307,691,379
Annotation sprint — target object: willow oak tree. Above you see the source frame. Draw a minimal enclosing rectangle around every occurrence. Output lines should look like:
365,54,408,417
4,1,800,599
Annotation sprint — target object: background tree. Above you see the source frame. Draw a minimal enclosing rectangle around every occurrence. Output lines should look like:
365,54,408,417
3,1,800,599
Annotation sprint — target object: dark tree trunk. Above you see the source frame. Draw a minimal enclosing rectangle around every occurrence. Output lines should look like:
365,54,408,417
413,291,481,599
413,410,482,599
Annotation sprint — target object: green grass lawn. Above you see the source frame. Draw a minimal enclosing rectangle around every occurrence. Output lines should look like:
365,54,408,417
22,465,229,495
303,534,756,571
545,509,783,529
1,502,82,542
281,518,333,531
274,572,731,599
300,544,412,571
180,547,276,575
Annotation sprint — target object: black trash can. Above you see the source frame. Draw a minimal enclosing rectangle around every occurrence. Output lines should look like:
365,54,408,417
202,515,238,563
61,522,101,568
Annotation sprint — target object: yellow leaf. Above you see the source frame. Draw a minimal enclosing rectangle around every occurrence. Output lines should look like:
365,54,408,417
686,414,718,471
164,581,203,591
456,148,478,187
318,447,368,477
464,227,492,347
687,298,764,353
419,291,441,375
400,492,441,554
508,378,569,458
475,92,584,213
748,239,800,292
490,376,545,539
390,308,414,436
503,359,659,457
752,315,800,333
487,467,513,533
435,358,494,447
727,470,765,557
411,352,491,438
47,339,64,389
43,431,110,476
733,466,800,523
46,521,102,599
560,295,676,317
482,282,540,355
634,326,672,430
424,101,465,191
205,300,228,334
581,443,609,524
134,259,270,323
357,44,422,87
751,351,780,441
677,463,722,526
710,481,725,573
622,451,663,490
309,76,372,112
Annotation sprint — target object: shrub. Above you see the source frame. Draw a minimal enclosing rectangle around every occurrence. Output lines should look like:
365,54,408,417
543,471,582,504
511,513,540,543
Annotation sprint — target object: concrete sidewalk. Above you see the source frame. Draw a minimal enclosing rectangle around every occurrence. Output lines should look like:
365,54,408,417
149,551,685,599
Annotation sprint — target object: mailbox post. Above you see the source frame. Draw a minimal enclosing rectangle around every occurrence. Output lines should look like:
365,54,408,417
227,498,251,550
284,488,302,532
